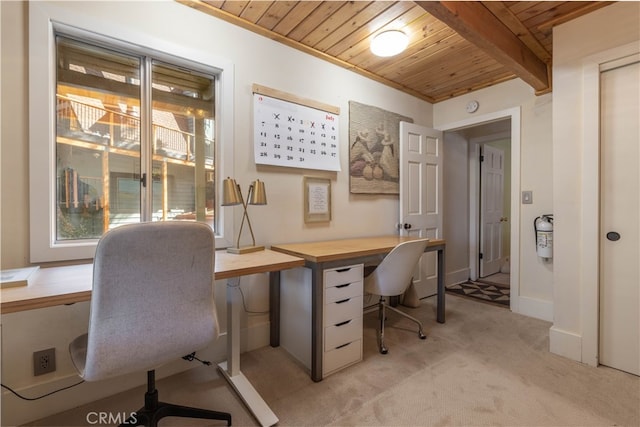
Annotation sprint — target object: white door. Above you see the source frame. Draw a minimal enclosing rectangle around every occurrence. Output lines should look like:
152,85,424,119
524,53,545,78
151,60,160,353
479,145,505,277
399,122,443,298
599,58,639,376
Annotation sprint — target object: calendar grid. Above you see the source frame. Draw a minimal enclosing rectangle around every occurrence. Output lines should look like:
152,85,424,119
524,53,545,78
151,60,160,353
254,93,341,171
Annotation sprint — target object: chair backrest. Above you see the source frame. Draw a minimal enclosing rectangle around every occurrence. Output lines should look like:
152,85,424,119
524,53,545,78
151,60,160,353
364,239,429,297
83,221,217,381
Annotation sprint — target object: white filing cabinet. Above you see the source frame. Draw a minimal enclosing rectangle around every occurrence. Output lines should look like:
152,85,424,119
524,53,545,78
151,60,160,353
280,263,363,378
322,264,363,376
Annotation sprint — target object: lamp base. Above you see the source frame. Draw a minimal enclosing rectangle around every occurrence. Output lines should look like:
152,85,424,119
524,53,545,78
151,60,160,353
226,245,265,255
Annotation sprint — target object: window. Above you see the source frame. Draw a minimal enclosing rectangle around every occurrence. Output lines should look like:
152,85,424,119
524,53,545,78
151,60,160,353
56,36,215,239
29,4,235,262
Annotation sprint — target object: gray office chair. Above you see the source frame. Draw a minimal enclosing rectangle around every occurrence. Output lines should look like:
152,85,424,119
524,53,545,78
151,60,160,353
364,239,430,354
69,221,231,427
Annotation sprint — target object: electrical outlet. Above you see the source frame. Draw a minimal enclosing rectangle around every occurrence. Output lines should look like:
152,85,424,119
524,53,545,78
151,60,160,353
33,348,56,376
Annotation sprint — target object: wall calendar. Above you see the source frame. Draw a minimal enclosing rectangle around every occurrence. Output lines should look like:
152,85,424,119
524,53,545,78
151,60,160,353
253,84,341,172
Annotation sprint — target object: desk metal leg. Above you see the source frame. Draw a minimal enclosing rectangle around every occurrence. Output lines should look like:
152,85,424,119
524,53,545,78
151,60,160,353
436,248,445,323
218,277,279,427
310,265,323,382
269,271,280,347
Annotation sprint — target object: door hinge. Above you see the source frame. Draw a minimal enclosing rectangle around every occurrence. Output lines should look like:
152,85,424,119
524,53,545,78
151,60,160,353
140,173,147,187
479,253,484,260
480,155,484,162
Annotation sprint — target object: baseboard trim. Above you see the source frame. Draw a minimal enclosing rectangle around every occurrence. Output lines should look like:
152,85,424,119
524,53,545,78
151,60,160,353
446,268,470,286
517,295,553,322
549,325,582,362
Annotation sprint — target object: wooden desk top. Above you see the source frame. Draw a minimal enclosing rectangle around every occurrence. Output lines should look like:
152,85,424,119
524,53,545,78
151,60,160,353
214,249,304,280
0,249,304,315
271,235,445,264
0,263,94,314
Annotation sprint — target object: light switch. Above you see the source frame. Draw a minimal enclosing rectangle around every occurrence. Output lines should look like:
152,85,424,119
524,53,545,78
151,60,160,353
522,191,533,204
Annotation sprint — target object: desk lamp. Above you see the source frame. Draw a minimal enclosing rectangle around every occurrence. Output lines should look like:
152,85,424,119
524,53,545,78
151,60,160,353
222,177,267,254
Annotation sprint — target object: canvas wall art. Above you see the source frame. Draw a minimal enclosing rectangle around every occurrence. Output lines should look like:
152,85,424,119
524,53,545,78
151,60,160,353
348,101,413,194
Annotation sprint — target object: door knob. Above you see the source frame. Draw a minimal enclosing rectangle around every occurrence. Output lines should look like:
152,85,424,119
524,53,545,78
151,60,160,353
606,231,621,241
403,223,412,230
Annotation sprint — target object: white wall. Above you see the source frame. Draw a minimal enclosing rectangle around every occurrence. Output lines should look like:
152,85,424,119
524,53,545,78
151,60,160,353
442,130,470,285
0,1,433,424
550,1,640,364
435,80,554,321
0,1,29,270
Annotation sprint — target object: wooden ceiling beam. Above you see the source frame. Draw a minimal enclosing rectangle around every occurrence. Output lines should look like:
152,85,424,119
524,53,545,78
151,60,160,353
481,1,551,63
415,1,550,93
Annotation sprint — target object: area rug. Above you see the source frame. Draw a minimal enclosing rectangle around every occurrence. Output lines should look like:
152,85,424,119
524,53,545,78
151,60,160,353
446,281,510,307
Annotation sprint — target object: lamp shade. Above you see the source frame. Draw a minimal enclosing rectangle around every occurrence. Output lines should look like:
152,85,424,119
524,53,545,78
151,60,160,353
222,177,242,206
248,179,267,205
370,30,408,57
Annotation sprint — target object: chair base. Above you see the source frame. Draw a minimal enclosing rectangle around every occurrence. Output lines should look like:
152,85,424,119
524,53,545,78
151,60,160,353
121,370,231,427
376,297,426,355
124,400,232,427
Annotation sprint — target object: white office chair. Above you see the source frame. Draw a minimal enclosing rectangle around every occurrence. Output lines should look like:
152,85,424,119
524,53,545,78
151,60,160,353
364,239,429,354
69,221,231,427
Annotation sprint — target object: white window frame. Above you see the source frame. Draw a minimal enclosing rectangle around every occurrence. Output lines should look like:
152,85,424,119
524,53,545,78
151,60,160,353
29,2,235,262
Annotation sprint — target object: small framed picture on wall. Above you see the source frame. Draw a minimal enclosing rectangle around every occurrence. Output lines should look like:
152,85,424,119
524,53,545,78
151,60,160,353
304,176,331,223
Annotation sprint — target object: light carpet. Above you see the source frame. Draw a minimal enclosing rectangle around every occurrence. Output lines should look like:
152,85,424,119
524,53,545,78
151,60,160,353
26,294,639,427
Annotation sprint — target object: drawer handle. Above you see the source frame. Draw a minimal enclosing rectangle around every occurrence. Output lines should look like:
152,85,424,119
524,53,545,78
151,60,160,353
335,342,351,350
336,283,351,288
335,319,352,327
335,268,351,273
335,298,351,304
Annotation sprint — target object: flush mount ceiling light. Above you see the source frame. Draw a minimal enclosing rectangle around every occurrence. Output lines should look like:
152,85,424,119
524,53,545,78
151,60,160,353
370,30,409,57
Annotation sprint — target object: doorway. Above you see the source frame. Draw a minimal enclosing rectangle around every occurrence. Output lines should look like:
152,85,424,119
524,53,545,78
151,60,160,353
449,120,512,283
476,131,511,285
441,108,520,312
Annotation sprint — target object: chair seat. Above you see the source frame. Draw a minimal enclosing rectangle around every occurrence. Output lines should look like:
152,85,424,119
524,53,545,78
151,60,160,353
364,275,404,297
69,333,88,377
363,239,429,354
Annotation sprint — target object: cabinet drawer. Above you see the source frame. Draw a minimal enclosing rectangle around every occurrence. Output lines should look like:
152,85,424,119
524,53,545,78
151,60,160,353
324,296,362,325
324,317,362,351
323,339,362,376
324,264,363,288
325,280,362,304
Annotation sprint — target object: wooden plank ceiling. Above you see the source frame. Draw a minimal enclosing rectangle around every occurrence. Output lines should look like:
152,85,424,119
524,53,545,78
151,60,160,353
177,1,612,103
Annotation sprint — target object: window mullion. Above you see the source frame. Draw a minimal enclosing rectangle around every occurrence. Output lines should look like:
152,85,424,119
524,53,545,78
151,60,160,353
140,56,153,222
